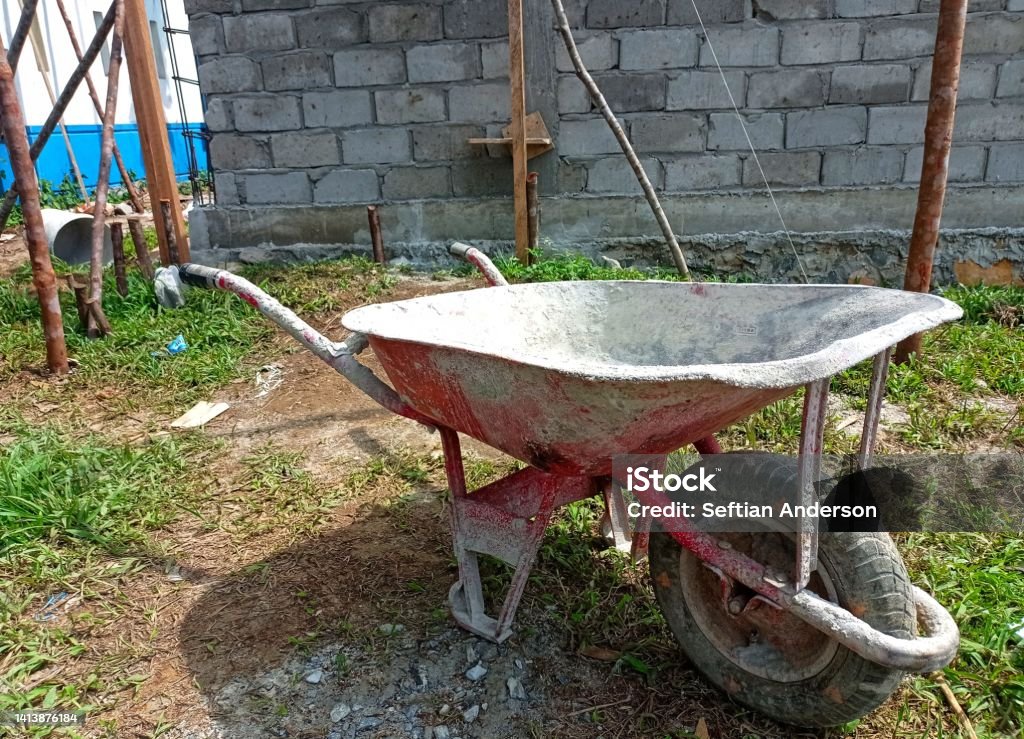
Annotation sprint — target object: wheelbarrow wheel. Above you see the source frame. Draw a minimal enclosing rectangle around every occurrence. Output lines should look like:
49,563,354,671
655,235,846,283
649,455,915,728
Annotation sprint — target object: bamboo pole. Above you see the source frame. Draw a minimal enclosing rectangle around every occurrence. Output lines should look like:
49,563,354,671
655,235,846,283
550,0,690,280
0,41,69,374
123,0,189,264
54,0,145,213
508,0,530,265
0,0,118,231
88,0,126,337
895,0,968,364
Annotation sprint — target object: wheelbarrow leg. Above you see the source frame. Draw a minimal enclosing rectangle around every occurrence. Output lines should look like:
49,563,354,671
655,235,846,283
858,347,892,470
796,378,829,590
439,426,584,642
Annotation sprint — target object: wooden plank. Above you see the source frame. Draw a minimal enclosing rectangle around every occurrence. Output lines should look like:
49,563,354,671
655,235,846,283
122,0,188,264
507,0,529,265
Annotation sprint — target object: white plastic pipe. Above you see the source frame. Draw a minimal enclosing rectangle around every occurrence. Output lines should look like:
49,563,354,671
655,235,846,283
41,208,111,265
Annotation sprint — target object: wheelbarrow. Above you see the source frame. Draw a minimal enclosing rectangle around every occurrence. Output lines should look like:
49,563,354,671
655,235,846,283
179,246,962,728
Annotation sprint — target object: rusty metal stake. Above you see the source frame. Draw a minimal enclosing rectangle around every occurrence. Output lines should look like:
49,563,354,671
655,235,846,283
55,0,144,213
0,41,69,374
127,215,155,279
367,205,386,264
895,0,968,364
111,222,128,297
526,172,539,261
0,0,117,231
160,200,181,265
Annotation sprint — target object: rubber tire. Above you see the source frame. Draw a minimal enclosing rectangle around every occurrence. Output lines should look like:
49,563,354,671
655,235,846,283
649,454,915,728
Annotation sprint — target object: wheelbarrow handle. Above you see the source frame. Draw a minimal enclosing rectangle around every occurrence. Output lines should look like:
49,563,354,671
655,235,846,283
178,263,433,428
449,242,509,287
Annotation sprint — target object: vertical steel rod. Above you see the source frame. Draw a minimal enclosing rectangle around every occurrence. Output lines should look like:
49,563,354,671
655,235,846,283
367,205,386,264
796,379,829,590
859,348,893,470
0,40,69,374
895,0,968,363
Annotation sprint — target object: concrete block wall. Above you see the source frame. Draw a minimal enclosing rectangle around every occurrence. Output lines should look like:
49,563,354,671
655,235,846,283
186,0,1024,283
554,1,1024,195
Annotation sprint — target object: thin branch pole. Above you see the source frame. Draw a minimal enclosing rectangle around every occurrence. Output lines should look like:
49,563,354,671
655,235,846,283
55,0,144,213
550,0,690,280
895,0,968,363
6,0,39,73
88,0,125,337
0,41,69,374
0,0,118,231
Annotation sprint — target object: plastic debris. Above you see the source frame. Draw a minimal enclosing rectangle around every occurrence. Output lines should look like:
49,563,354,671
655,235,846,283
34,592,70,621
255,364,284,398
154,266,186,309
167,335,188,355
171,401,230,429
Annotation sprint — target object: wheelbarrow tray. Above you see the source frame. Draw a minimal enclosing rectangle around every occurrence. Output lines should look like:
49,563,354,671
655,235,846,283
343,281,961,475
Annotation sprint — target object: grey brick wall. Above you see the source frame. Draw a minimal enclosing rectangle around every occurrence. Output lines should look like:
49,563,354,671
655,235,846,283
188,0,1024,260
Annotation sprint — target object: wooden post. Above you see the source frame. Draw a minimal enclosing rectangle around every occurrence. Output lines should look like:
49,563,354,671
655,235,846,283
67,275,90,330
128,215,155,279
526,171,539,257
123,0,188,264
895,0,968,364
508,0,530,265
0,41,69,374
160,200,181,265
368,206,386,263
111,222,129,297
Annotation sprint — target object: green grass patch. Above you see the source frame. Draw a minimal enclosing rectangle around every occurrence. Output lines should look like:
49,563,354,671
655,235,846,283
0,416,211,729
905,533,1024,737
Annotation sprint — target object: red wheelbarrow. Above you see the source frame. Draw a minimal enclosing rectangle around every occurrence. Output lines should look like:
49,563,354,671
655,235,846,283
179,246,961,727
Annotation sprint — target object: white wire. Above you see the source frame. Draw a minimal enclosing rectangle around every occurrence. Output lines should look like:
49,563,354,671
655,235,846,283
688,0,810,284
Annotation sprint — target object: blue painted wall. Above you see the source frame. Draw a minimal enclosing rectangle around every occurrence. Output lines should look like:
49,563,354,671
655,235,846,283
0,122,208,192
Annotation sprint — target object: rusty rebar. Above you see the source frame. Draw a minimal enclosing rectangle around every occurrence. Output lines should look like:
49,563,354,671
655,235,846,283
55,0,144,213
368,205,386,264
0,0,117,231
0,41,69,374
895,0,968,364
111,222,128,297
160,200,181,265
88,0,125,337
127,215,154,279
